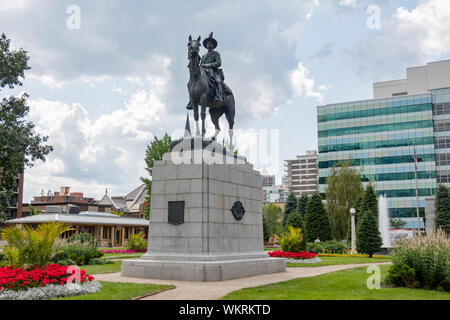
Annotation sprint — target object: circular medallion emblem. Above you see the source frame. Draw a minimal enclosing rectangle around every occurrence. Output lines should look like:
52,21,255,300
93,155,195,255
231,201,245,221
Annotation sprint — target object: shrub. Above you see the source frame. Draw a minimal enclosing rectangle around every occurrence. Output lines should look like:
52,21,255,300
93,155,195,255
127,233,147,251
306,241,347,254
55,259,76,266
384,264,419,288
0,252,5,262
67,232,97,247
1,223,72,269
386,229,450,291
280,226,303,253
53,240,103,266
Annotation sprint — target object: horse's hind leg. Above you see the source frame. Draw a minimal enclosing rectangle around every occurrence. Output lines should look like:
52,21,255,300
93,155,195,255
225,97,235,151
209,107,223,140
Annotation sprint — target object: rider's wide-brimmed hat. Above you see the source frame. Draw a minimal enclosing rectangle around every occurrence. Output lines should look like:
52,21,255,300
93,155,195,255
203,32,217,49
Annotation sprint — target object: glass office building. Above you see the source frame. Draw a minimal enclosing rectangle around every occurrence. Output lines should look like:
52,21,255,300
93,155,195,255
318,94,436,229
318,60,450,230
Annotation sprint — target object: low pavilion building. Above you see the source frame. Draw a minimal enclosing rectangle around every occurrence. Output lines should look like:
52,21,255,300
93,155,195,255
5,211,149,248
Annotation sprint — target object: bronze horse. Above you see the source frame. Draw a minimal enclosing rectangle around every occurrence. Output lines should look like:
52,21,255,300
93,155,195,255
186,35,235,148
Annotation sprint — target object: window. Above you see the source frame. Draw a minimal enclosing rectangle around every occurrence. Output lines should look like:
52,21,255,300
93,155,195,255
103,227,111,240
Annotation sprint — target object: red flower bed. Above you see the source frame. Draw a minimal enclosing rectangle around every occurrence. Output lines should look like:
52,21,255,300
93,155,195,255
0,264,95,292
268,250,317,260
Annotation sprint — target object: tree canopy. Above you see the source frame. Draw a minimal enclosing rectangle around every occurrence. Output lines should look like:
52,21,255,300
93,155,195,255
356,210,382,257
282,192,297,229
262,203,282,239
325,160,363,240
435,184,450,235
0,33,53,221
296,194,309,218
304,194,332,242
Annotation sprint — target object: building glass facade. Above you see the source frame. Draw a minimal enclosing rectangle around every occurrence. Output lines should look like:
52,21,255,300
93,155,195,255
318,93,437,229
432,88,450,187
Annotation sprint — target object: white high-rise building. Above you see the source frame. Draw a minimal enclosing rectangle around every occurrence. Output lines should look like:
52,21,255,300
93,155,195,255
283,150,319,197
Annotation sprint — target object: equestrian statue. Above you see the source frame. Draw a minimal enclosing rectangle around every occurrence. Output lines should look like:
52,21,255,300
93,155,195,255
186,33,235,148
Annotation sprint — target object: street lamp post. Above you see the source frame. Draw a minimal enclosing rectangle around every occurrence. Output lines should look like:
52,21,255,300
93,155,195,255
350,208,356,254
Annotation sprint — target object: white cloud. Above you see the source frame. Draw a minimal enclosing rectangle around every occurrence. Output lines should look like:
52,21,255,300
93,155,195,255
0,0,29,11
24,66,174,202
394,0,450,59
339,0,360,8
290,62,326,103
349,0,450,80
1,1,329,201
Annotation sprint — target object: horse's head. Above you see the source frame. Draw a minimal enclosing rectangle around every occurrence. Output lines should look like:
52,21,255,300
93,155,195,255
187,35,201,58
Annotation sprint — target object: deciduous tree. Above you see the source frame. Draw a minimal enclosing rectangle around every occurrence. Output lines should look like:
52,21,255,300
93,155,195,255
0,34,53,221
141,133,172,220
325,160,363,241
262,203,282,239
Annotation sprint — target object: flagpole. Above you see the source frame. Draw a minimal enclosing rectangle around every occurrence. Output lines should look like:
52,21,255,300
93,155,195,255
413,141,420,235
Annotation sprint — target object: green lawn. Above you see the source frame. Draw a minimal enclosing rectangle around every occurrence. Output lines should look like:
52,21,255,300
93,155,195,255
222,265,450,300
82,261,123,274
102,253,144,260
287,255,391,267
54,281,174,300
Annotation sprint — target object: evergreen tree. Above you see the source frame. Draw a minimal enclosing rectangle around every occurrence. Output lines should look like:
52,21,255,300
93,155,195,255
356,211,382,258
286,212,304,229
286,212,305,250
0,34,53,221
282,192,297,228
296,194,309,218
435,184,450,234
304,194,332,242
325,160,363,240
361,183,378,218
141,133,172,219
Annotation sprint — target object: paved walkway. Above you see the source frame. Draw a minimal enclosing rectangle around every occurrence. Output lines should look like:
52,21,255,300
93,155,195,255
94,262,391,300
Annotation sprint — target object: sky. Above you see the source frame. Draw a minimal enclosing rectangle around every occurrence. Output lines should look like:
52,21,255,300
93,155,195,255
1,0,450,202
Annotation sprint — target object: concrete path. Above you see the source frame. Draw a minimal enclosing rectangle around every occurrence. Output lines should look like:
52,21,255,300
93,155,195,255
94,262,391,300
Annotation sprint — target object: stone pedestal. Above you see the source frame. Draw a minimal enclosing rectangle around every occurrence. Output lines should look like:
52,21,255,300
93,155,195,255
121,139,286,281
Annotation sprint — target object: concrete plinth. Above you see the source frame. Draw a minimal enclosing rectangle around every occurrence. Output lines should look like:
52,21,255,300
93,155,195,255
121,139,286,281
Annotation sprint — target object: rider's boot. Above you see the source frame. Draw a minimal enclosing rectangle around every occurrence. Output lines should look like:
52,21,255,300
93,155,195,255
215,83,224,102
186,101,193,110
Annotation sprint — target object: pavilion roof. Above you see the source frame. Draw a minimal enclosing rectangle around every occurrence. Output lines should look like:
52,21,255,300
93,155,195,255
6,211,149,227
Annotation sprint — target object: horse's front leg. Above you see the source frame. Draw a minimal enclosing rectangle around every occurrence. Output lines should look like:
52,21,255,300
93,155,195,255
201,106,207,138
192,103,200,136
